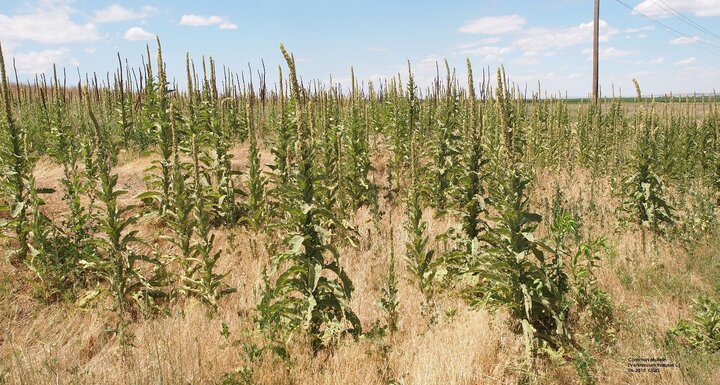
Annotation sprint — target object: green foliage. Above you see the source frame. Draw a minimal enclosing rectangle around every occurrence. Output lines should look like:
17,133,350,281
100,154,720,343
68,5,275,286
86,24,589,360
83,101,169,324
141,40,174,216
404,67,440,320
6,41,720,384
244,86,267,229
667,296,720,352
23,72,96,302
467,159,613,365
166,152,196,297
0,42,33,263
186,178,236,311
317,88,342,214
379,226,400,334
430,61,462,213
164,101,235,312
466,168,563,357
257,45,361,354
26,178,86,301
444,59,491,274
675,186,717,246
202,58,242,226
404,164,440,321
268,65,294,190
620,134,675,233
341,68,377,211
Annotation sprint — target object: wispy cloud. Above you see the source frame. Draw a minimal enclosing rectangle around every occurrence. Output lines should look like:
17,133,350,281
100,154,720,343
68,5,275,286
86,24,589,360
669,36,703,45
456,45,513,62
458,15,526,34
650,56,665,64
513,20,617,53
634,0,720,18
582,46,638,59
453,38,501,50
674,56,697,65
93,4,157,23
624,25,655,33
179,15,238,30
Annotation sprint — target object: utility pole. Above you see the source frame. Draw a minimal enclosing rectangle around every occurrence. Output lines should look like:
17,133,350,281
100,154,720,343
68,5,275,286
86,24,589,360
592,0,600,103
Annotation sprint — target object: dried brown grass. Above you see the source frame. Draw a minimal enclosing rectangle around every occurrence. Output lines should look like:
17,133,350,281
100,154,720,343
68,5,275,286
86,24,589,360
1,143,718,385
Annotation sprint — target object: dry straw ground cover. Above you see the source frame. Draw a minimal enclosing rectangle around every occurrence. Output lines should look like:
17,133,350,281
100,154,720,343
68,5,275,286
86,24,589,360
1,40,719,384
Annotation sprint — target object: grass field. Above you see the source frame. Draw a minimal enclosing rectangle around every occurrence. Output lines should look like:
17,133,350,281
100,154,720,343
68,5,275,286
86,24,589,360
1,41,719,385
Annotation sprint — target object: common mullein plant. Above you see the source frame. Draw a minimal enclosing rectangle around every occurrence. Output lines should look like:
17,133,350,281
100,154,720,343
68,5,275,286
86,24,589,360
164,103,198,300
465,164,560,360
342,67,376,211
179,72,236,311
185,169,236,312
317,86,342,214
380,224,399,335
115,54,133,149
465,69,566,363
140,39,174,216
620,106,675,235
243,82,268,260
386,74,411,202
48,69,92,259
246,83,267,223
268,65,294,191
257,45,361,355
27,68,91,301
443,59,490,277
204,57,241,225
430,61,461,214
84,94,169,328
0,42,33,264
403,63,440,324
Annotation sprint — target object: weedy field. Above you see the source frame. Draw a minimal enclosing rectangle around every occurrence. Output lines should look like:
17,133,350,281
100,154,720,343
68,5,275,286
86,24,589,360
0,40,719,385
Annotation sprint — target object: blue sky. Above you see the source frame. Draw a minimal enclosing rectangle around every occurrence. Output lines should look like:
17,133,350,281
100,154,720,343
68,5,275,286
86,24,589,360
1,0,719,97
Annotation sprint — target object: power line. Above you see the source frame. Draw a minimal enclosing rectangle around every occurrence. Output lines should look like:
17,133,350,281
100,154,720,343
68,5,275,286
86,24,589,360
614,0,720,57
649,0,720,41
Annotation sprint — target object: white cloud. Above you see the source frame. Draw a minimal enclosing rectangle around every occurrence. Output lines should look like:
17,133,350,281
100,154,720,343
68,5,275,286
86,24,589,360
634,0,720,18
582,47,637,59
415,54,445,73
650,56,665,64
94,4,158,23
624,26,655,33
511,50,541,65
629,70,652,78
674,57,697,65
513,20,617,53
11,48,70,75
0,1,99,43
456,45,513,62
632,56,665,65
453,38,502,50
458,15,526,34
123,26,155,41
669,36,703,45
179,15,238,30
